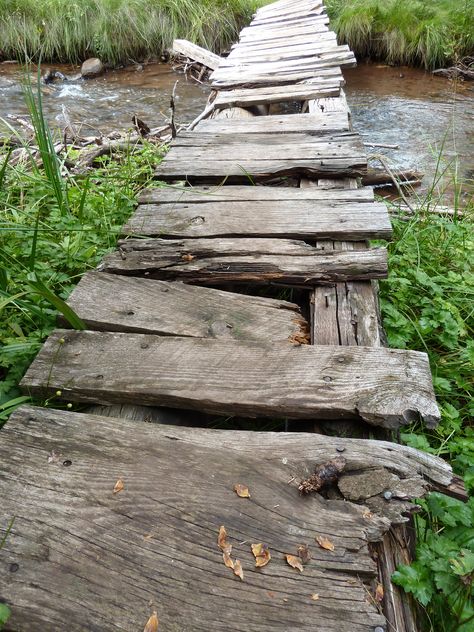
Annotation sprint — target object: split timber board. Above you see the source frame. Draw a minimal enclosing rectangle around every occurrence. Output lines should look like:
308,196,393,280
125,192,392,240
0,405,452,631
99,237,388,285
155,131,367,181
222,45,352,66
213,83,341,108
196,112,350,134
21,330,440,429
63,271,309,343
172,39,222,70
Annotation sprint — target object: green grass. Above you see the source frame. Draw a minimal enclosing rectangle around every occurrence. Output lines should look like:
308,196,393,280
326,0,474,69
379,169,474,630
0,0,263,65
0,78,164,416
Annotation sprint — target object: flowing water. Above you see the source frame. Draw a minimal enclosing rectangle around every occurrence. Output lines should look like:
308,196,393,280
1,60,473,193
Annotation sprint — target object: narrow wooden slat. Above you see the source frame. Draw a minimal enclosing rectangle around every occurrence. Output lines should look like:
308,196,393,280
197,112,350,134
172,39,222,70
125,200,392,240
214,83,340,108
63,271,309,343
21,331,440,428
99,237,388,285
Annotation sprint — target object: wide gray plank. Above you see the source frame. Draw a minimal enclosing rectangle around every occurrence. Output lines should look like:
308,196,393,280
21,331,440,428
196,112,350,134
214,83,340,107
63,271,309,342
3,404,452,631
124,200,392,240
99,237,388,285
138,185,374,204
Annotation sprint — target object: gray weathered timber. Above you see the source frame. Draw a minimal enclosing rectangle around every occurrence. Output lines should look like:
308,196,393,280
172,39,222,70
63,271,309,342
3,406,451,632
196,112,350,134
124,200,392,240
223,44,352,66
21,330,440,428
214,83,340,108
137,184,374,205
99,237,388,285
155,132,367,181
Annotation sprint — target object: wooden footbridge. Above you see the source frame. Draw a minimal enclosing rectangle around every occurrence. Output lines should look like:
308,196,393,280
0,1,462,630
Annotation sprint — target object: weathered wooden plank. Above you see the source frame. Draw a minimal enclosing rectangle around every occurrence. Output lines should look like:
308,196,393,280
231,31,337,52
62,271,309,343
197,112,350,134
21,331,440,428
125,199,392,240
214,83,340,108
211,66,344,89
99,237,388,285
138,185,374,205
172,39,222,70
155,132,366,181
224,44,352,66
1,405,451,630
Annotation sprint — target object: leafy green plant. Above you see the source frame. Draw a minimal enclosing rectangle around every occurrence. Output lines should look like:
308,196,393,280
392,494,474,631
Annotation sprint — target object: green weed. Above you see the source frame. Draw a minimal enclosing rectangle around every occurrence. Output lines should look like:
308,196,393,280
0,0,264,65
326,0,474,69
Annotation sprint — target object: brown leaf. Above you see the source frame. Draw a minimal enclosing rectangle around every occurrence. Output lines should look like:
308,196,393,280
181,253,194,262
375,583,384,602
297,544,311,565
223,552,235,570
315,536,335,552
143,611,159,632
251,543,271,568
285,554,303,572
217,525,232,556
234,559,244,580
113,478,124,494
234,483,250,498
311,593,320,601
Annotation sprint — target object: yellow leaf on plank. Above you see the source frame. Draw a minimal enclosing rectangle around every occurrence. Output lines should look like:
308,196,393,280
217,525,232,556
375,583,384,602
234,559,244,580
285,554,303,572
223,552,235,570
311,593,320,601
143,611,159,632
251,543,271,568
315,536,335,552
113,478,124,494
234,483,251,498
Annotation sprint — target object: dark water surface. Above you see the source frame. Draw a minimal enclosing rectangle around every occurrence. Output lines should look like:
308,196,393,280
1,60,472,191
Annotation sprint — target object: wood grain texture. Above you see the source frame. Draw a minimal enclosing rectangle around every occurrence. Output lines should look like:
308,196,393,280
125,199,392,240
214,83,340,108
155,132,367,181
5,405,453,630
197,112,350,134
21,330,440,428
63,271,309,343
99,237,388,286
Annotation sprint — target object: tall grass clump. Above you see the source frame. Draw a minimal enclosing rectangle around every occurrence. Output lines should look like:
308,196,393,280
326,0,474,69
0,77,164,418
379,165,474,630
0,0,264,65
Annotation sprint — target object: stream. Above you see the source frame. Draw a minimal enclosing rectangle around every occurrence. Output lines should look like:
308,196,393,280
1,60,473,196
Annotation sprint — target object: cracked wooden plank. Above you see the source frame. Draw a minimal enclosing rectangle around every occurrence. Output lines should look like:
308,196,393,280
21,330,440,429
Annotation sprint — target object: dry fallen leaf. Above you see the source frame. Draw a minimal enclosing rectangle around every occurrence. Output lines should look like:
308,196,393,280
315,536,335,552
181,253,194,261
251,543,271,568
113,478,124,494
311,593,320,601
223,552,235,570
234,559,244,580
217,525,232,556
143,611,159,632
285,554,304,572
234,483,251,498
297,544,311,565
375,583,384,602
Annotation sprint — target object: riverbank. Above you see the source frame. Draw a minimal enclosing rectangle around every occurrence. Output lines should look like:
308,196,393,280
0,0,262,65
326,0,474,70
